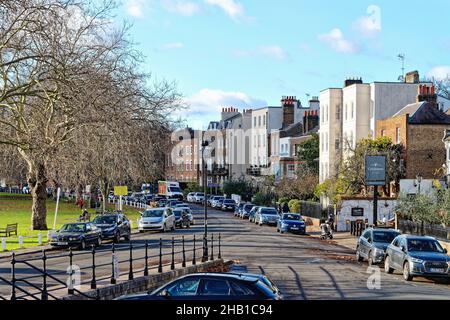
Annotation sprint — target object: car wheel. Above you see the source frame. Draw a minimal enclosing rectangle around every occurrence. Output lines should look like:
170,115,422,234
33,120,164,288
80,239,86,250
403,262,413,281
114,232,121,243
368,251,373,266
171,223,175,231
124,233,130,242
161,224,167,233
356,248,364,262
96,237,102,247
384,256,394,274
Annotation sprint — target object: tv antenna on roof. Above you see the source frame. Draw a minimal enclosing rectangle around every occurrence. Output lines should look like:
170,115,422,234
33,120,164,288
397,54,405,82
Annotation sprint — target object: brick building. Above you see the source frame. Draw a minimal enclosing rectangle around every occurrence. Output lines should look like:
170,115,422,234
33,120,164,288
376,84,450,179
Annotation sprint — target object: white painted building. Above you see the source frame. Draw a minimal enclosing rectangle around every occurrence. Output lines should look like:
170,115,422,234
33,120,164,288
251,107,282,167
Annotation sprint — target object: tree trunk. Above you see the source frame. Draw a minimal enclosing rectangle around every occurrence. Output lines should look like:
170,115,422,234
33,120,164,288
29,163,48,230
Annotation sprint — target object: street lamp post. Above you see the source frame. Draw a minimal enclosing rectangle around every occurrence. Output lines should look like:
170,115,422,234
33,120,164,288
201,140,209,262
416,174,423,195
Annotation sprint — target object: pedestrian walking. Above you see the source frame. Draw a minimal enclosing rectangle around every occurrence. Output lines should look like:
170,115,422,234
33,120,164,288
282,202,289,213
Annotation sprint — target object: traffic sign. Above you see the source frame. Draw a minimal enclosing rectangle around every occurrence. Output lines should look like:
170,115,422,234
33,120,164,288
114,186,128,196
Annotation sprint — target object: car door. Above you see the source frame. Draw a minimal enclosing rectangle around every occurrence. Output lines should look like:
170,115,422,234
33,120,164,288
391,237,405,269
122,216,131,235
85,224,94,244
166,208,175,227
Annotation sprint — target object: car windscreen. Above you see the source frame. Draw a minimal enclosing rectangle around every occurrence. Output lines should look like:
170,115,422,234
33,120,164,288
407,239,445,253
244,205,254,210
261,208,278,215
169,187,181,192
373,231,400,243
92,216,117,225
173,210,183,218
224,200,235,204
196,193,205,196
60,224,85,232
282,214,301,221
142,210,164,218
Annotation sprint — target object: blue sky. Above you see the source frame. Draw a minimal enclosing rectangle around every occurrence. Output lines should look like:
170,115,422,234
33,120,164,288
116,0,450,129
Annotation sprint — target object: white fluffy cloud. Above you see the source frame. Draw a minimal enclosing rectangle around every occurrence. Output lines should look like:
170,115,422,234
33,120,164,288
427,66,450,80
234,45,288,60
318,28,358,54
162,0,200,16
204,0,245,20
125,0,146,17
353,5,381,38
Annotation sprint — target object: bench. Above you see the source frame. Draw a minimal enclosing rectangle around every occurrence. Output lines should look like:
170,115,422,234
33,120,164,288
0,223,18,237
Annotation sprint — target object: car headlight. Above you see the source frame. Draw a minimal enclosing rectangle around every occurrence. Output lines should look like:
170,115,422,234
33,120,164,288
410,258,424,264
373,248,384,255
69,236,80,241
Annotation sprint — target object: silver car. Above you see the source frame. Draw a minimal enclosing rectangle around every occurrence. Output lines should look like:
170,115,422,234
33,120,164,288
384,235,450,282
255,207,280,226
356,228,400,265
138,208,176,233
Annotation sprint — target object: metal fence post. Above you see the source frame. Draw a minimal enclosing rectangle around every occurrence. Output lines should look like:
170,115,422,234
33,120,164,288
218,233,222,259
158,238,163,273
68,248,74,294
171,237,175,270
90,245,97,289
41,250,48,300
182,236,186,268
144,241,149,276
210,234,214,261
128,242,134,280
192,235,196,265
111,243,116,285
10,252,16,300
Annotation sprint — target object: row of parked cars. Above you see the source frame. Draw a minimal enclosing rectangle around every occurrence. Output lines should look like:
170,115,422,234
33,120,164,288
356,228,450,282
232,203,307,235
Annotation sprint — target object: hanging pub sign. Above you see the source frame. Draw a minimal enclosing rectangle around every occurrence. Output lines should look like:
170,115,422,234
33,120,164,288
365,155,387,186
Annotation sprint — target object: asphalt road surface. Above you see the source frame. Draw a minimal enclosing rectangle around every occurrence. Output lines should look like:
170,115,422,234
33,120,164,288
1,203,450,300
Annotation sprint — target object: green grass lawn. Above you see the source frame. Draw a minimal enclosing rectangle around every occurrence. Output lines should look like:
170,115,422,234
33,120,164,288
0,193,142,252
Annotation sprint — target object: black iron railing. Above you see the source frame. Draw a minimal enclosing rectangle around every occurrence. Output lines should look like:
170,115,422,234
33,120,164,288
0,233,222,300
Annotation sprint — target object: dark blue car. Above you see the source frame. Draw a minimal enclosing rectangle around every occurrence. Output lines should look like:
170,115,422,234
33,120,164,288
277,213,306,235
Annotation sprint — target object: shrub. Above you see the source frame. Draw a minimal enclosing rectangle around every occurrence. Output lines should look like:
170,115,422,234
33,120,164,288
288,199,301,213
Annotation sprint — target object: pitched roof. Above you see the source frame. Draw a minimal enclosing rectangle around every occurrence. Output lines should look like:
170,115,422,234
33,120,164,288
393,101,450,125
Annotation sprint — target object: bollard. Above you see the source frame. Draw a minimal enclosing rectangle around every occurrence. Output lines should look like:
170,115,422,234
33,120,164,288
10,252,16,300
182,236,186,268
158,238,163,273
18,235,23,248
144,241,149,276
171,237,175,270
128,242,134,280
38,233,42,246
1,238,5,252
68,248,74,294
210,234,214,261
218,233,222,259
42,250,48,300
192,235,196,265
111,243,116,285
90,245,97,289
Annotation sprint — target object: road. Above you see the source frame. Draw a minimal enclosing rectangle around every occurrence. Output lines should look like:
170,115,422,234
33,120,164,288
1,203,450,300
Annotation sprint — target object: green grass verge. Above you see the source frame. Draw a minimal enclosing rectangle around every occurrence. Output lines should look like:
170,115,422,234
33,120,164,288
0,192,142,251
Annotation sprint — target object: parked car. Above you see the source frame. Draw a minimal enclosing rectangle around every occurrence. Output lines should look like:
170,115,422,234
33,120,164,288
91,212,132,243
193,192,205,203
248,206,261,223
222,199,237,211
186,193,196,203
50,222,102,249
138,208,176,233
234,202,246,217
173,204,195,225
115,273,282,300
210,196,225,207
277,213,306,235
227,272,282,296
356,228,401,265
212,198,225,209
384,235,450,282
240,204,255,219
255,207,280,226
173,209,191,229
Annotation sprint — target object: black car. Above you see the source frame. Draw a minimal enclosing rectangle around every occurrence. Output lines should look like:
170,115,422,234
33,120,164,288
91,213,131,243
49,223,102,250
356,228,401,265
115,273,282,300
222,199,237,211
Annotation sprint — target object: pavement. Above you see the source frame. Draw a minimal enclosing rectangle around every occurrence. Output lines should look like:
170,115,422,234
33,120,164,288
1,204,450,300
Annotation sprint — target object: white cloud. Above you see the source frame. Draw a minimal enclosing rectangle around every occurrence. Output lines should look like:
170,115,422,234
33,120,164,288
204,0,245,20
234,45,288,60
173,89,266,129
161,42,185,50
426,66,450,80
318,28,358,54
125,0,146,17
162,0,200,16
353,5,382,38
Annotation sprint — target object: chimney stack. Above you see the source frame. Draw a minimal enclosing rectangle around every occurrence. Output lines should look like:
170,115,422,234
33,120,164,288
417,84,437,104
